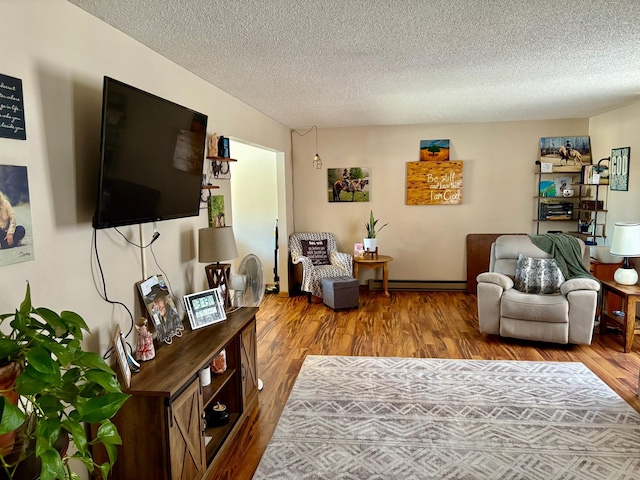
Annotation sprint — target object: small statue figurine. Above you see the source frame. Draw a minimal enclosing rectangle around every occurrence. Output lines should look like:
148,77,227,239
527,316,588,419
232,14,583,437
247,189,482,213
135,317,155,361
208,132,218,157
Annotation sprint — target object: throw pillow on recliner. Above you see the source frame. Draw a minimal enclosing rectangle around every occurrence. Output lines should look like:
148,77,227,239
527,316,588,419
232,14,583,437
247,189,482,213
300,239,330,266
514,254,565,294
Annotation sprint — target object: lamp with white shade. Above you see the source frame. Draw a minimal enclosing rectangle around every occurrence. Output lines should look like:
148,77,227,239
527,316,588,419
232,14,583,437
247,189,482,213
609,222,640,285
198,226,238,307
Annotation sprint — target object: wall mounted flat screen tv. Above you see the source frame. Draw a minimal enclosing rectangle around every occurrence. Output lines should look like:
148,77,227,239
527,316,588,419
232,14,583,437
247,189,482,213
93,76,207,229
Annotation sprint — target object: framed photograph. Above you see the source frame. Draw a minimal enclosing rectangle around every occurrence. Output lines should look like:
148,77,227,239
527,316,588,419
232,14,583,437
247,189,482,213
136,275,184,344
540,136,592,169
183,287,226,330
0,165,34,267
113,325,131,389
610,147,630,191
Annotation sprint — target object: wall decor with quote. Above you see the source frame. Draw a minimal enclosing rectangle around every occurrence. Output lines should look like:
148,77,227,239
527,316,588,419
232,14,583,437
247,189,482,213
0,74,26,140
610,147,630,191
406,161,464,205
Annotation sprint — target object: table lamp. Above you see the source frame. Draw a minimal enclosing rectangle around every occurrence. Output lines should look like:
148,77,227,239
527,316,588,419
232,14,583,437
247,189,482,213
198,226,238,307
609,222,640,285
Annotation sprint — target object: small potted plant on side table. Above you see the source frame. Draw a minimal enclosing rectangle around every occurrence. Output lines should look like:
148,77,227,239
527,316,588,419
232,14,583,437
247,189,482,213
364,210,388,255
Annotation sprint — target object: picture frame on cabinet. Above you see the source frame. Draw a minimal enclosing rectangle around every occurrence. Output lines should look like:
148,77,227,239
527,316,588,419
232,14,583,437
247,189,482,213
113,325,132,389
610,147,630,191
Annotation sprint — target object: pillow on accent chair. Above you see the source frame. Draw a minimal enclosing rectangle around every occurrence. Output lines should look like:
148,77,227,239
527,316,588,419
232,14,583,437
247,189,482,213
514,254,565,294
301,239,330,266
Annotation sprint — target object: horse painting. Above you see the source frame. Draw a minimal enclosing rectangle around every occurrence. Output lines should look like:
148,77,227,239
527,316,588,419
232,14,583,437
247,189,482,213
332,178,369,202
558,146,584,165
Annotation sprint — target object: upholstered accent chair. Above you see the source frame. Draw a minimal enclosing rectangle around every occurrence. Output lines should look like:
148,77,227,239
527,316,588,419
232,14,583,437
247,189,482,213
289,232,353,302
476,235,599,345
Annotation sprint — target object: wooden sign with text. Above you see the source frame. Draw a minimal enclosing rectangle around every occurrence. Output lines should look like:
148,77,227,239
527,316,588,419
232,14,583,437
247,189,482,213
406,161,463,205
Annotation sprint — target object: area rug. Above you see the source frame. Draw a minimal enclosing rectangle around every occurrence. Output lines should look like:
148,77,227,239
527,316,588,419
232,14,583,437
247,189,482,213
253,356,640,479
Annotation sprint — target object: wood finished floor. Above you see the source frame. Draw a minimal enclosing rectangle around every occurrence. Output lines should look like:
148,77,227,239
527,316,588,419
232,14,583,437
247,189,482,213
214,289,640,480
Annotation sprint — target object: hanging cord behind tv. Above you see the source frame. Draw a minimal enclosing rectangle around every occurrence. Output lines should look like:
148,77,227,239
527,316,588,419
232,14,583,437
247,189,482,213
92,228,136,361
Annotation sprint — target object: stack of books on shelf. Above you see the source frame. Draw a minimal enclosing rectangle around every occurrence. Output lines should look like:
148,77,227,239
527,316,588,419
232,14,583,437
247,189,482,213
581,165,601,184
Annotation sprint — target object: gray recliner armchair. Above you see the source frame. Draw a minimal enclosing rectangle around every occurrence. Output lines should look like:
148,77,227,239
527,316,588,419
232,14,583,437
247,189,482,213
476,235,599,345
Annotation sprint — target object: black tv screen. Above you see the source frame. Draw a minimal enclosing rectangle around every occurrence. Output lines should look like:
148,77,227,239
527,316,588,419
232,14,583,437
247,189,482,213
93,77,207,229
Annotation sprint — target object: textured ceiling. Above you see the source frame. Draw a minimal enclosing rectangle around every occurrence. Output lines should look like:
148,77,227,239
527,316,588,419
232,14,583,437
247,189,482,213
68,0,640,129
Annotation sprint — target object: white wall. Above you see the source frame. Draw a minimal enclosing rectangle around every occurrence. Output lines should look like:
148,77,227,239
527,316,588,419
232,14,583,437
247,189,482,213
292,119,589,283
230,141,279,288
0,1,292,356
589,100,640,272
589,101,640,236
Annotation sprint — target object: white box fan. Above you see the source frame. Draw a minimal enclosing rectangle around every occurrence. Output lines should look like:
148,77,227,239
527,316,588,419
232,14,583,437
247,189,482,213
229,254,265,308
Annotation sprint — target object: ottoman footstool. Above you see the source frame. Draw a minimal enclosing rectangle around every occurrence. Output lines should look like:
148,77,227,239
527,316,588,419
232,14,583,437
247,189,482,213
321,276,359,311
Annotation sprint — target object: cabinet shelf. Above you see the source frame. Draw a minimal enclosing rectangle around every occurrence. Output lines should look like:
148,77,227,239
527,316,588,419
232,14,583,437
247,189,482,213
206,156,238,162
203,368,237,407
205,412,241,461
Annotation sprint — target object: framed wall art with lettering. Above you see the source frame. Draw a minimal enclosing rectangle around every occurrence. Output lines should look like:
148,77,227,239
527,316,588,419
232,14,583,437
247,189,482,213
610,147,630,191
0,74,26,140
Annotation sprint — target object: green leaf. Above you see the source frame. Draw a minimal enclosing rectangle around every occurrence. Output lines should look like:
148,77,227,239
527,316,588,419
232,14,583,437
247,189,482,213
37,394,64,417
79,352,116,374
19,283,32,315
61,310,90,334
0,338,21,361
85,369,121,392
39,339,72,367
38,448,64,480
25,346,58,374
80,393,130,423
23,361,63,385
97,420,122,446
79,382,104,399
34,308,68,338
36,417,62,454
63,418,88,455
0,396,25,434
103,441,118,467
16,366,58,395
100,461,113,480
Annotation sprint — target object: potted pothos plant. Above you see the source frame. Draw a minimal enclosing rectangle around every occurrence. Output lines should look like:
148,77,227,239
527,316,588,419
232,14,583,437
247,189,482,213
364,210,388,251
0,284,130,480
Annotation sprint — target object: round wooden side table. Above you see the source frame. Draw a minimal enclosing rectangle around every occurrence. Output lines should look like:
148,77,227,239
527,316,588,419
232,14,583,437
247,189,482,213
353,255,393,296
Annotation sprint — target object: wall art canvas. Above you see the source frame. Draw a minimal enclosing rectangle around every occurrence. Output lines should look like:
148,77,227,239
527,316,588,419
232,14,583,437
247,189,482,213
419,139,450,161
0,165,34,266
540,136,591,169
406,161,463,205
327,167,370,202
610,147,630,191
0,73,26,140
208,195,225,227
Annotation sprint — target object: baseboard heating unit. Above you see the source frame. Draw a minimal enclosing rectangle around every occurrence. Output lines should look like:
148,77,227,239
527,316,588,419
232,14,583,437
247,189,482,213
367,279,467,292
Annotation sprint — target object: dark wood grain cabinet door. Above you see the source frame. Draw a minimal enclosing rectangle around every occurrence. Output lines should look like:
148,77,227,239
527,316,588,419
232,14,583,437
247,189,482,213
168,379,206,480
240,321,258,409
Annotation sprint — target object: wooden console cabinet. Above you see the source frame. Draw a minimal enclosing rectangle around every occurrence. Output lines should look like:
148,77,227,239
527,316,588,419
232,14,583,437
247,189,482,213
93,307,258,479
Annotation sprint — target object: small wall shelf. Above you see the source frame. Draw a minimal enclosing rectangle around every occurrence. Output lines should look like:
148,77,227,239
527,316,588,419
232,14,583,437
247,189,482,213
206,156,238,162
